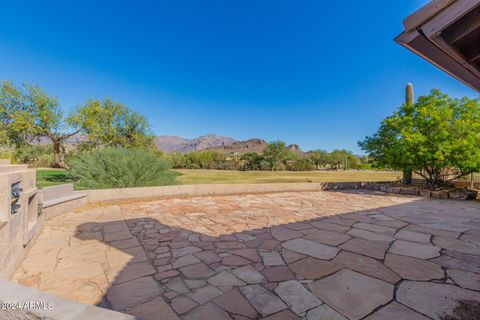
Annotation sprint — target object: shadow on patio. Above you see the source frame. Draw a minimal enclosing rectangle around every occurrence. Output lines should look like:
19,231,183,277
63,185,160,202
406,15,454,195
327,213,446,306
68,190,480,320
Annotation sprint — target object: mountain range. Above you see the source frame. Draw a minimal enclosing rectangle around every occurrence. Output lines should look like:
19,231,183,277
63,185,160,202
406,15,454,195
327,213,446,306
155,133,303,154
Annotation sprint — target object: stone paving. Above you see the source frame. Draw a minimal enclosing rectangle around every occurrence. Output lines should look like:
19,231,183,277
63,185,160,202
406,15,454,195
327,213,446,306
12,190,480,320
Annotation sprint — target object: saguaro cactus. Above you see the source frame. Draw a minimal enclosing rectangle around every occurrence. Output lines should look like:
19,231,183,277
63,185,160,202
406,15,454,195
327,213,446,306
403,83,414,185
406,83,414,104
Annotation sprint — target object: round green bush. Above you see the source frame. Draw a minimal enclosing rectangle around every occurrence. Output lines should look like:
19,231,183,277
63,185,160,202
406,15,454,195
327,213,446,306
70,147,179,189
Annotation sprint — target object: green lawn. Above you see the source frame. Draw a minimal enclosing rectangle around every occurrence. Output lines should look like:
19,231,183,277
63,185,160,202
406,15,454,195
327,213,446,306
175,169,400,185
36,168,400,189
36,168,75,189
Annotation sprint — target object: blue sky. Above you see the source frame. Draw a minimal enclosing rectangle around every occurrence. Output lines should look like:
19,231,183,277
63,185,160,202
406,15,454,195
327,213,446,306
0,0,477,153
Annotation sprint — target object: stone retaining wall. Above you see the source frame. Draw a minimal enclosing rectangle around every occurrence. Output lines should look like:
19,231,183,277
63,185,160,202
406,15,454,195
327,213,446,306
364,183,479,201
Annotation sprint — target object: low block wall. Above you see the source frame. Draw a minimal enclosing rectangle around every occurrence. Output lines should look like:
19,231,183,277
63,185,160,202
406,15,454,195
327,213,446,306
82,181,370,204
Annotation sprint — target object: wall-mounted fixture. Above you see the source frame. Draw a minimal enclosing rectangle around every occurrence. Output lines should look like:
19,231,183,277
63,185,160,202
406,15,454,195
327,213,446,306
11,181,22,214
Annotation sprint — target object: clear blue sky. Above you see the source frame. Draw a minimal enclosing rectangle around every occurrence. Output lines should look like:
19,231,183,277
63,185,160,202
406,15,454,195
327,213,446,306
0,0,477,153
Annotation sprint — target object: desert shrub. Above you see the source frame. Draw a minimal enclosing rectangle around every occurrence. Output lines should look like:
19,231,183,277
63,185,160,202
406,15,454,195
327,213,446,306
70,147,178,189
32,154,55,168
14,144,54,166
287,158,315,171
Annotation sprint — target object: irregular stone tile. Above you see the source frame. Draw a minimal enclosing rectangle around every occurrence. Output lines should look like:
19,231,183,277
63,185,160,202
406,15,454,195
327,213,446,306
384,253,443,281
262,266,295,282
240,284,287,317
288,257,341,280
432,255,480,273
303,229,351,246
394,229,431,243
271,227,303,241
281,249,306,264
215,242,246,249
172,246,202,258
389,240,440,259
376,219,409,229
396,281,480,319
461,233,480,246
306,305,347,320
282,238,339,260
274,280,322,315
112,261,156,284
229,249,261,262
110,238,141,249
222,255,251,266
171,295,198,314
261,309,300,320
127,296,179,320
433,236,480,256
353,222,397,236
347,228,395,243
231,265,266,284
404,224,460,239
447,269,480,291
180,263,215,279
212,288,257,318
260,251,285,266
189,285,223,304
332,251,400,284
107,276,163,310
309,270,394,320
235,233,256,242
195,250,222,264
364,301,429,320
339,238,389,259
184,302,231,320
208,271,245,287
259,240,281,251
104,230,133,242
171,254,201,269
155,270,179,281
184,279,207,289
311,221,351,233
322,216,357,227
287,222,314,230
442,249,480,266
166,276,190,294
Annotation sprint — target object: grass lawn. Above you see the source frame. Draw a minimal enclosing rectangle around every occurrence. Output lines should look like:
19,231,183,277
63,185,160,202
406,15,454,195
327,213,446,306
36,168,75,189
36,168,401,189
175,169,401,185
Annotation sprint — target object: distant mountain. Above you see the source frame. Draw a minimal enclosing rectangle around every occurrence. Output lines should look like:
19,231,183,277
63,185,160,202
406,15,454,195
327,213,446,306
206,138,268,154
207,138,304,155
155,134,237,153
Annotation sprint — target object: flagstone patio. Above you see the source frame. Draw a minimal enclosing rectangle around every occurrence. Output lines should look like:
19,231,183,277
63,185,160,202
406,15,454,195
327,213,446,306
12,190,480,320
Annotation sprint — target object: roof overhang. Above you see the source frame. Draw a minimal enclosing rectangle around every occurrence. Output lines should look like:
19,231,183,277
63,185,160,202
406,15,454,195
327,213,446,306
395,0,480,92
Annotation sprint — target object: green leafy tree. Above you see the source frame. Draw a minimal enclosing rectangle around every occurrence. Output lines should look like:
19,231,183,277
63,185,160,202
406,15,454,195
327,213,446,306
240,152,266,171
263,141,292,171
329,149,354,170
359,89,480,188
70,98,153,149
0,82,78,168
308,150,330,169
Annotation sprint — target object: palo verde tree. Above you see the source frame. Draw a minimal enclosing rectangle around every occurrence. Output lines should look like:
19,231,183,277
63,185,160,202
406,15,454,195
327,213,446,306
70,98,153,149
0,82,78,168
359,89,480,188
263,141,293,171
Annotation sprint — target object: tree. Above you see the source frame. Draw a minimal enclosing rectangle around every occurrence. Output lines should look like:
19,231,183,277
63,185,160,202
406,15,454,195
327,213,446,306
262,141,293,171
403,83,415,184
70,98,153,149
359,89,480,188
329,149,353,170
309,150,330,169
0,82,78,168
